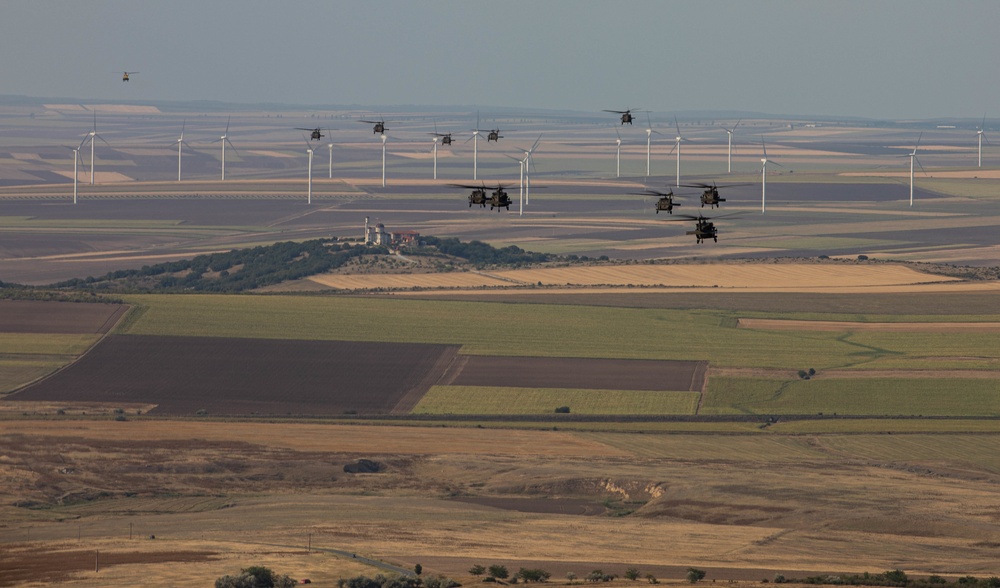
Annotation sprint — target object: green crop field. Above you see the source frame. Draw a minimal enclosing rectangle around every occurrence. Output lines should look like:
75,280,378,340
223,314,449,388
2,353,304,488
771,419,1000,434
0,334,99,356
124,295,999,370
817,434,1000,473
412,386,699,415
0,360,65,393
702,376,1000,416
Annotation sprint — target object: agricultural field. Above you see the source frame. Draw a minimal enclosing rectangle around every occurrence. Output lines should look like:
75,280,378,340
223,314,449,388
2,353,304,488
413,386,700,415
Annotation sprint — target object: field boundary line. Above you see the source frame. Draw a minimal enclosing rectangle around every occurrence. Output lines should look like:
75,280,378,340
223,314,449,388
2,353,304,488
391,345,462,415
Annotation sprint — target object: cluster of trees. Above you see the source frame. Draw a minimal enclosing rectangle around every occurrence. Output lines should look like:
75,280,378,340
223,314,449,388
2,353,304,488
420,237,553,266
773,570,1000,588
215,566,296,588
338,574,459,588
469,566,671,585
52,240,386,293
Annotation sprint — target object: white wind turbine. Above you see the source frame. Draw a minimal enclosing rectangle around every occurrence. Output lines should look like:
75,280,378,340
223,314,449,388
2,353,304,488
614,127,622,178
759,136,783,214
521,134,541,207
380,133,387,187
212,116,238,180
667,116,691,187
721,119,741,173
83,111,110,185
174,120,194,182
327,130,336,179
432,136,439,180
303,135,315,204
902,133,925,207
466,112,483,180
644,113,663,177
977,115,990,168
68,136,86,204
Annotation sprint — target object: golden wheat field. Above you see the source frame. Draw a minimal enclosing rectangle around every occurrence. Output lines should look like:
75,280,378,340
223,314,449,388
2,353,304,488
308,263,961,292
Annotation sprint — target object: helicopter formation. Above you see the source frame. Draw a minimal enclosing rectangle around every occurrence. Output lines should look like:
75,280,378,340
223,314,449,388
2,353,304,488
450,183,513,210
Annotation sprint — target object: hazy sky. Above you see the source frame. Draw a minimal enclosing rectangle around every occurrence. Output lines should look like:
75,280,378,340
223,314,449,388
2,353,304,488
4,0,998,119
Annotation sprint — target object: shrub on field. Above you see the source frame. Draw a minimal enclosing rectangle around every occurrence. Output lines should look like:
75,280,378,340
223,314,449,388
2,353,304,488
424,576,460,588
215,565,296,588
686,569,706,584
554,406,570,413
488,565,510,581
470,565,486,577
625,568,640,581
196,409,208,416
517,568,551,583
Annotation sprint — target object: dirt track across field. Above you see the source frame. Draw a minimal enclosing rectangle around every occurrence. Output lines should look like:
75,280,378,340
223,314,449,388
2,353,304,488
738,318,1000,332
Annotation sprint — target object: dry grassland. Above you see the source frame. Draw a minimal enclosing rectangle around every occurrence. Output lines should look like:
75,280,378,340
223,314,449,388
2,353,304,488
308,264,959,292
5,422,1000,582
309,272,508,289
0,421,627,457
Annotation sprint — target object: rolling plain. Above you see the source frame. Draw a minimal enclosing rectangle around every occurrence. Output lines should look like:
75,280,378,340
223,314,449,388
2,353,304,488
1,104,999,586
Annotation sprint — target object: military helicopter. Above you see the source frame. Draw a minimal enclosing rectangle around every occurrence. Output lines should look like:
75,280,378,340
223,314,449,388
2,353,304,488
487,183,513,209
296,127,326,141
360,117,387,134
122,71,139,82
486,127,504,142
450,183,489,208
631,188,683,214
431,122,453,145
680,182,752,209
665,212,739,244
604,108,640,125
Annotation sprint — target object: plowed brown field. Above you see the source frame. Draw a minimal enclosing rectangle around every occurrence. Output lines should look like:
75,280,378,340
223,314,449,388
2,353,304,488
10,335,459,416
0,300,128,334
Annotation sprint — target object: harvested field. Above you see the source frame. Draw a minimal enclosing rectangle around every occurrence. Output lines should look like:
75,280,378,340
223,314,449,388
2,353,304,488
739,318,1000,332
0,300,128,334
0,545,218,587
10,335,460,416
307,263,959,291
309,271,508,289
449,496,607,516
447,356,706,391
413,386,700,415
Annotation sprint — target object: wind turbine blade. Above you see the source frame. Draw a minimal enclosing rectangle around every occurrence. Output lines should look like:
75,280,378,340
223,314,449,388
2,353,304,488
528,134,541,154
733,118,741,132
915,156,927,176
96,134,111,147
914,132,922,152
761,136,768,159
226,138,239,157
674,116,682,138
225,116,231,135
981,114,987,131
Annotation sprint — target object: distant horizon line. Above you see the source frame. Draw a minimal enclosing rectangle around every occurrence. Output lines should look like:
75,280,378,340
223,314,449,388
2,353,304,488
0,93,992,126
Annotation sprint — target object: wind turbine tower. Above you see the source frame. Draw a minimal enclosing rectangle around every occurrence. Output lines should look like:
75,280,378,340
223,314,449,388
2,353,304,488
304,135,315,204
615,127,622,178
759,137,783,214
723,119,741,173
905,133,925,207
175,120,192,182
977,115,989,168
84,111,108,185
432,137,438,180
214,117,238,180
381,133,387,188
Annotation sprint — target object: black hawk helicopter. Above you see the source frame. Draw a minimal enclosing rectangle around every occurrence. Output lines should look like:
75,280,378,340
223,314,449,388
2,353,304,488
450,183,489,208
360,117,387,134
665,212,739,244
680,182,752,209
296,127,326,141
486,127,504,142
631,188,683,214
603,108,640,125
431,122,453,145
487,183,513,209
122,71,139,82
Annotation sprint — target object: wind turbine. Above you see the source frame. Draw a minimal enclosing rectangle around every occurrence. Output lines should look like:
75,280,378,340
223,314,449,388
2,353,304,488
84,111,109,185
505,154,526,215
902,133,925,207
327,135,335,179
212,117,238,180
173,120,193,182
759,136,783,214
614,127,622,178
380,133,387,188
667,116,690,187
432,137,439,180
977,114,990,168
303,135,315,204
68,136,86,204
644,113,662,177
521,134,541,207
466,112,483,180
721,119,741,173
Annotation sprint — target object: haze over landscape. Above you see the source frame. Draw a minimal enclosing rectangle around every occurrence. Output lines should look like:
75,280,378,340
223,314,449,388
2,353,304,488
3,0,999,119
3,2,1000,588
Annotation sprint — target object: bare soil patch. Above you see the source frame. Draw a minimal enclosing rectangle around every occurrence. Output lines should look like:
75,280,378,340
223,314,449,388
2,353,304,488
9,335,459,416
450,496,607,516
0,300,128,334
449,357,706,391
0,545,217,587
738,318,1000,332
